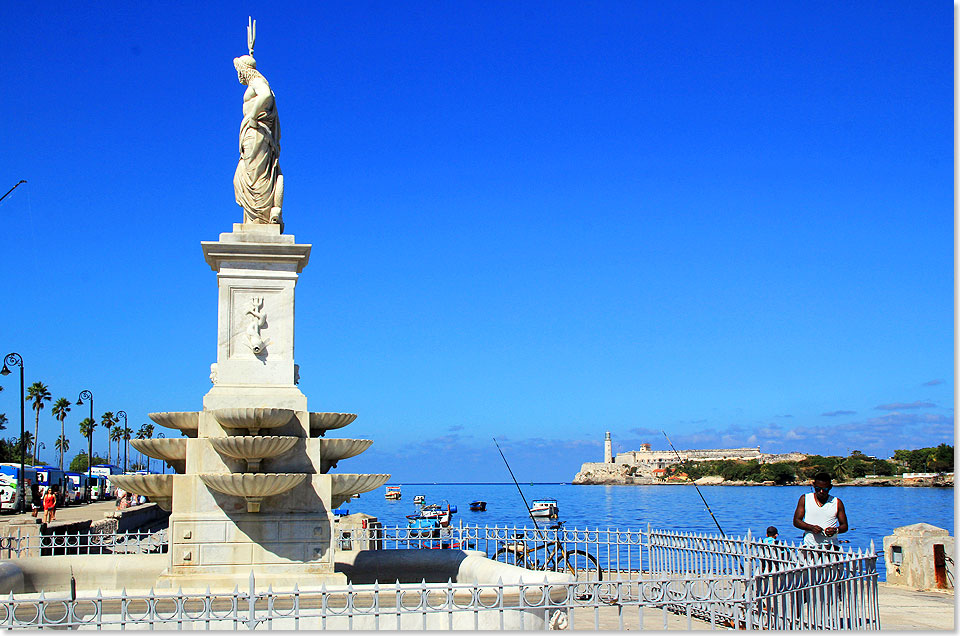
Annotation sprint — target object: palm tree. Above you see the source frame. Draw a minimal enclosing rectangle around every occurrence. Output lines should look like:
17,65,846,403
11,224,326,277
26,382,51,463
0,413,6,431
19,431,33,463
55,435,69,467
78,417,95,470
100,412,117,464
110,427,123,467
50,398,72,470
136,423,155,472
121,426,133,472
832,456,849,481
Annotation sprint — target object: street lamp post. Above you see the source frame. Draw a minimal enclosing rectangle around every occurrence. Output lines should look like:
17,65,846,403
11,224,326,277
1,353,26,513
116,411,127,473
156,433,165,473
76,390,93,502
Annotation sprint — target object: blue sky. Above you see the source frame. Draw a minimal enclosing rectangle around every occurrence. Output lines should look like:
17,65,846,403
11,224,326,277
0,2,952,482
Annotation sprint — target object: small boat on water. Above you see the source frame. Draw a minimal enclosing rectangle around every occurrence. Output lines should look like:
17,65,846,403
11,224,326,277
407,500,457,527
413,495,425,505
385,485,402,500
529,499,558,519
469,500,486,511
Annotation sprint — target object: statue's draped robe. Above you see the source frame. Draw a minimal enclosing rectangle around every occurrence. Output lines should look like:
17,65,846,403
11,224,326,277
234,97,282,224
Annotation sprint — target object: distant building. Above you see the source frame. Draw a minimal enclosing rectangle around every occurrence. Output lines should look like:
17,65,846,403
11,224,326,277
615,445,762,470
591,434,806,478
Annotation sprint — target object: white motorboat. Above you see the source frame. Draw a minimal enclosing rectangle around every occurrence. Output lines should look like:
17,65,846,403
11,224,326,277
529,499,558,519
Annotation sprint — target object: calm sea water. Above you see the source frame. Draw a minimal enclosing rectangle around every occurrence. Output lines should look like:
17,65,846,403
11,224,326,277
345,483,954,581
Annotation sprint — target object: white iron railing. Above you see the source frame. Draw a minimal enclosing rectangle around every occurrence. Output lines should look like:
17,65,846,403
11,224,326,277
0,523,879,630
0,528,167,558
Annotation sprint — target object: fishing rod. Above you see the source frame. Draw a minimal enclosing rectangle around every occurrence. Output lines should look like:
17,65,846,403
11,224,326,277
492,438,540,531
662,431,726,537
0,180,26,205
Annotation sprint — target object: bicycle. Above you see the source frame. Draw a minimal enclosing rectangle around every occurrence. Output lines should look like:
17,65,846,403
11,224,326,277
494,521,603,581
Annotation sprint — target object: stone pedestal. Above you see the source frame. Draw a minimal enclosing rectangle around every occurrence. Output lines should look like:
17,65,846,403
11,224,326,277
200,222,310,394
118,223,389,592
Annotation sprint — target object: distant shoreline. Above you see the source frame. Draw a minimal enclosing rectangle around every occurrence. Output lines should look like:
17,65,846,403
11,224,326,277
571,478,953,488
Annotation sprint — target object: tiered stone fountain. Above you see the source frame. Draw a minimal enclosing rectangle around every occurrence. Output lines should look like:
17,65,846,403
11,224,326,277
113,222,388,590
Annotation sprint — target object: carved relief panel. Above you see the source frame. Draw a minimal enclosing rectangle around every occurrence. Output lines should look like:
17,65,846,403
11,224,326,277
229,288,282,359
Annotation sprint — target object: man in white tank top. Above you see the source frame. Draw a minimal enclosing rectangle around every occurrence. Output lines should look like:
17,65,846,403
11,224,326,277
792,471,848,546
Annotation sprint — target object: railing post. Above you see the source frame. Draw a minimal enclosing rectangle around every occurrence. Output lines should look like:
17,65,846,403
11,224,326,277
246,570,256,630
743,552,754,630
646,522,652,575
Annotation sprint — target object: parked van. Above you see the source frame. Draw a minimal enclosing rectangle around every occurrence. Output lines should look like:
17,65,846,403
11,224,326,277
89,475,108,501
64,472,87,504
90,465,122,499
34,466,68,506
0,464,38,512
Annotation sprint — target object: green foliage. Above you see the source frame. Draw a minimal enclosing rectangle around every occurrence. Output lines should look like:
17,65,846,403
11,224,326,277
893,444,955,474
0,437,27,463
78,418,95,439
25,382,51,460
666,445,951,484
69,453,109,472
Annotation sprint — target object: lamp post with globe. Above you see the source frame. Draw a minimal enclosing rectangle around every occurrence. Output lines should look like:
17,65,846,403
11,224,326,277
76,390,94,502
0,353,26,513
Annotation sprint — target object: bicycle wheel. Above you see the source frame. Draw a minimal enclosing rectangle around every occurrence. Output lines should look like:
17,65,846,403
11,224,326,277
565,550,603,581
524,546,552,572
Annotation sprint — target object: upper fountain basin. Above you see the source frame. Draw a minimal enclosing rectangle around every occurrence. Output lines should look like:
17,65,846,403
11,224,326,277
148,412,199,437
318,439,372,461
309,413,357,436
130,438,186,461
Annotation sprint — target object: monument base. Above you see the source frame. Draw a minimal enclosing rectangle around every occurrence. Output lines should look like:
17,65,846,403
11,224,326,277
154,568,347,592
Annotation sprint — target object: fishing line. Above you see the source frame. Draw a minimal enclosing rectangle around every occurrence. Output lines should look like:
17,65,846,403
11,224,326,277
662,430,726,537
492,437,540,531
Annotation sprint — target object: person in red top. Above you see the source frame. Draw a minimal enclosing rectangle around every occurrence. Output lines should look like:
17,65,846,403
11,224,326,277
42,485,59,524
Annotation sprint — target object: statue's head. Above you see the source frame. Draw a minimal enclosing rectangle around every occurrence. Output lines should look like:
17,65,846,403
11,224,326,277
234,55,258,85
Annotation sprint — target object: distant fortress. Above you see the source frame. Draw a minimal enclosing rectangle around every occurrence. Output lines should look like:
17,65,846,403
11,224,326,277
573,432,807,484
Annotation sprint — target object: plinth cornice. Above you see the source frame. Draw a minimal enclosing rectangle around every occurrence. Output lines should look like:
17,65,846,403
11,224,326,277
201,240,312,273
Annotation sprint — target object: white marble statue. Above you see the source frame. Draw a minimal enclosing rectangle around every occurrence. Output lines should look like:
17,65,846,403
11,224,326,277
234,18,284,231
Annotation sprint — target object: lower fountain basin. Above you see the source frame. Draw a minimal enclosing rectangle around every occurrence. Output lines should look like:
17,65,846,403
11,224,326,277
200,473,306,512
148,412,199,438
213,408,295,436
309,412,357,436
109,474,174,511
210,436,298,472
329,473,390,509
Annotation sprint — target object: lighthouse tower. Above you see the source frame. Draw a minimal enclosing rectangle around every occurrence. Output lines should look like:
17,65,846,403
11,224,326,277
604,431,613,463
